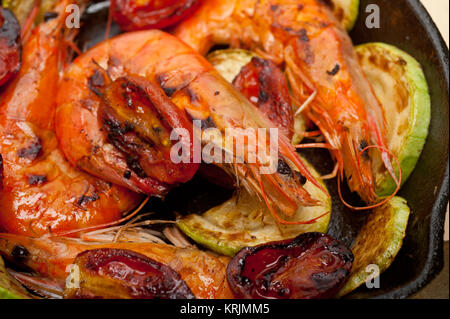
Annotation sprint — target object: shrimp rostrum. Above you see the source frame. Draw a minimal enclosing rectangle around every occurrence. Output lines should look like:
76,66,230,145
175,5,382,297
174,0,400,207
55,29,328,224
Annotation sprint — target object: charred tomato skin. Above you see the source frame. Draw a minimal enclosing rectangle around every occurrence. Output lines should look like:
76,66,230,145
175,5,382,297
91,71,199,193
65,248,195,299
112,0,202,31
0,7,21,87
232,57,294,139
227,232,353,299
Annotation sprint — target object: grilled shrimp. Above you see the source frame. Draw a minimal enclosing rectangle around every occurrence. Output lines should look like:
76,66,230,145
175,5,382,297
174,0,395,205
55,29,327,223
0,232,233,299
0,0,140,236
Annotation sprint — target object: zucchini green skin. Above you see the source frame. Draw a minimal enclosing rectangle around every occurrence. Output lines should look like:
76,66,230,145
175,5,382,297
356,43,431,197
332,0,360,31
0,288,22,299
177,220,241,257
338,196,410,297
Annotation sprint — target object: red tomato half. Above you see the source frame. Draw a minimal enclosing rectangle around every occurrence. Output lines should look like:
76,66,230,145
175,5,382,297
112,0,201,31
227,232,354,299
65,249,195,299
0,7,21,87
233,57,295,139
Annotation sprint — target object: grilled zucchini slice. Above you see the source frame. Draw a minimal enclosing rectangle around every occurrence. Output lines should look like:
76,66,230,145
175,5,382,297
331,0,360,31
337,196,410,297
178,157,331,256
356,43,431,197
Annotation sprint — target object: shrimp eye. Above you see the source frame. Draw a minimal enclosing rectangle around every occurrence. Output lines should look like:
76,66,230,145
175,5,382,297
226,232,353,299
359,140,370,160
11,245,30,262
64,248,195,299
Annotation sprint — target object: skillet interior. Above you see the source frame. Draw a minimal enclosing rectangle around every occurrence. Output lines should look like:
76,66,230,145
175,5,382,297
77,0,449,299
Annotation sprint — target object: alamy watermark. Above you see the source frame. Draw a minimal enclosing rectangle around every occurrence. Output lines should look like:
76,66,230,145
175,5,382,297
365,4,381,29
65,263,80,289
365,264,381,289
65,4,80,28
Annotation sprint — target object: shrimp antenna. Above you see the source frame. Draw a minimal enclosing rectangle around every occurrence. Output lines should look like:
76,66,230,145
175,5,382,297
337,144,402,211
249,165,330,226
21,0,41,44
105,0,115,40
51,196,150,237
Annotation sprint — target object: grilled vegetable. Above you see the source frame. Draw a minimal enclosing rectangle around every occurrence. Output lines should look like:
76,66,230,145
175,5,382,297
330,0,360,31
356,43,431,197
2,0,34,25
207,49,255,83
337,196,410,297
111,0,201,31
2,0,58,25
178,156,331,256
227,232,353,299
233,55,295,139
64,249,195,299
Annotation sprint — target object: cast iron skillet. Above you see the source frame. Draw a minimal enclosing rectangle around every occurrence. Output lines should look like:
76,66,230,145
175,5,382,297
79,0,449,299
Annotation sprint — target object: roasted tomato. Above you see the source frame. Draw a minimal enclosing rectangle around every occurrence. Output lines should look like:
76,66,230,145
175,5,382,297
0,7,21,87
64,249,195,299
94,73,199,187
227,232,353,299
233,57,294,139
112,0,201,31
